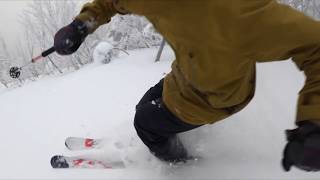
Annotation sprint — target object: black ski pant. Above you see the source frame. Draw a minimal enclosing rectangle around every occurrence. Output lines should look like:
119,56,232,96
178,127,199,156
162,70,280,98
134,79,201,157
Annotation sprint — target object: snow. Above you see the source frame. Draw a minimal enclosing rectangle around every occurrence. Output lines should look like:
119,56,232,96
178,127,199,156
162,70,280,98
0,46,319,179
93,41,114,63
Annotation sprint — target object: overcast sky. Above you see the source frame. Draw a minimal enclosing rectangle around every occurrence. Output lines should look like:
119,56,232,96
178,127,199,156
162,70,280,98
0,0,29,51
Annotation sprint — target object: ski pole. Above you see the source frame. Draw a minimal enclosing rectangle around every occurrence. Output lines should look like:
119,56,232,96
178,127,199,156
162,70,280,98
31,47,55,63
9,47,56,79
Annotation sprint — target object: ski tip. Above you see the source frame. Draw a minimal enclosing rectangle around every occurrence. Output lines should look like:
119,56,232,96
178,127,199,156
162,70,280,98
64,137,80,150
51,155,69,168
64,140,71,150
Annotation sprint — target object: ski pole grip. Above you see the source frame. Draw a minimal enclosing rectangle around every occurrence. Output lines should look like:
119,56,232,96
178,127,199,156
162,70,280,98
42,47,55,57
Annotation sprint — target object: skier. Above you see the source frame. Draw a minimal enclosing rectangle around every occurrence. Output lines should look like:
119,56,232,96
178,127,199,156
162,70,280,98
54,0,320,171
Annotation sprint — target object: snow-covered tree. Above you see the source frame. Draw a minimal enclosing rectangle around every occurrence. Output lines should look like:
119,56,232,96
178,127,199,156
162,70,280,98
107,15,162,50
279,0,320,19
0,38,11,87
0,36,20,87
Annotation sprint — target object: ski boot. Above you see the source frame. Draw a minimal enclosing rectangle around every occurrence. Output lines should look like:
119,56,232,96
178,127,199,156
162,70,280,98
152,135,194,164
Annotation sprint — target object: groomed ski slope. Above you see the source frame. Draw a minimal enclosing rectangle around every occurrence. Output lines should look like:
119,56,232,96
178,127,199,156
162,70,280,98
0,46,319,179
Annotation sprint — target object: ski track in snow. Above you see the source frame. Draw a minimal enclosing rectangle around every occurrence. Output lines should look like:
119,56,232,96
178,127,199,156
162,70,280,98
0,46,319,179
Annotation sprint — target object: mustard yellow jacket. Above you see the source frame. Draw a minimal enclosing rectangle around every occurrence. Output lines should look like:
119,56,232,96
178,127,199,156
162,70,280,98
77,0,320,125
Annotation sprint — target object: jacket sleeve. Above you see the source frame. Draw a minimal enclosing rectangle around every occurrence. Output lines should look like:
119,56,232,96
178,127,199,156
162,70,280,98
242,0,320,124
75,0,127,33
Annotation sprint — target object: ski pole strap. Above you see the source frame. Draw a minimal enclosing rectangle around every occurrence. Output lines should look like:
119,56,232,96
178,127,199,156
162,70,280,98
42,47,55,57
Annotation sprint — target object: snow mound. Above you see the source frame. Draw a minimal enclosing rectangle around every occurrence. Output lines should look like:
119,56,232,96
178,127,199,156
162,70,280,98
93,41,114,64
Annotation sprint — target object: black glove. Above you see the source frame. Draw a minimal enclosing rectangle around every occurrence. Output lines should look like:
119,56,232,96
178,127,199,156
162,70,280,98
282,121,320,172
54,19,88,55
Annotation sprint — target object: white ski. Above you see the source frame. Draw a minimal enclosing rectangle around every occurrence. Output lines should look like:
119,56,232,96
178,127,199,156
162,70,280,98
65,137,104,151
50,155,125,169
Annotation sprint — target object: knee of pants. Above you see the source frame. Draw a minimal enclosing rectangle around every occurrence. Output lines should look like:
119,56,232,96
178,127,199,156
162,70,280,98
133,114,140,133
133,106,146,135
134,99,158,130
133,107,157,144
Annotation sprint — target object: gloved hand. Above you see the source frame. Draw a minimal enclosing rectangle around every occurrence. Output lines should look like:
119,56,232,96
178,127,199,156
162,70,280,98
54,19,89,55
282,121,320,172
